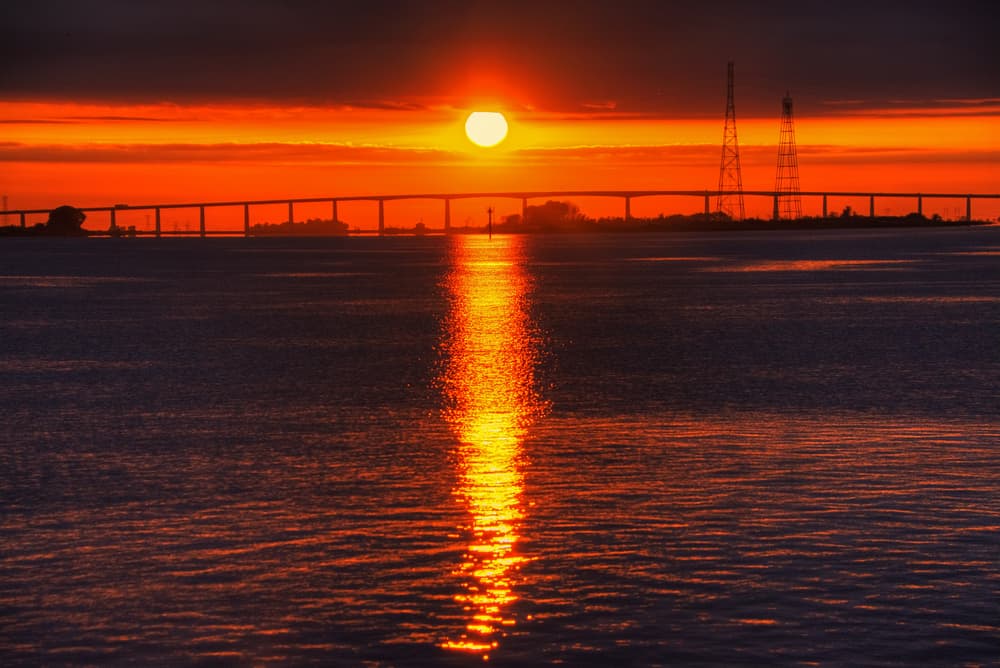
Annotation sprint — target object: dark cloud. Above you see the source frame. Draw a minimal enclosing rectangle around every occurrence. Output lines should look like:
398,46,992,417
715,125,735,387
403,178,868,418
0,115,179,124
4,140,997,168
0,119,75,124
1,1,996,115
0,141,462,164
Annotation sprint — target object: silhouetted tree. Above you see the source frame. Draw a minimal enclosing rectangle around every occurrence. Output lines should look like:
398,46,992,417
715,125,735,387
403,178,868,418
250,216,348,236
525,200,586,228
46,205,87,235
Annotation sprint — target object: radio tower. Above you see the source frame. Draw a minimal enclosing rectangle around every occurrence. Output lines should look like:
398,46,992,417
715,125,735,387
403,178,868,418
717,61,745,220
774,92,802,219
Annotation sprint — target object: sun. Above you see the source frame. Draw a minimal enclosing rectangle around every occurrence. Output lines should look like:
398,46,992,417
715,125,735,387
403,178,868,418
465,111,509,148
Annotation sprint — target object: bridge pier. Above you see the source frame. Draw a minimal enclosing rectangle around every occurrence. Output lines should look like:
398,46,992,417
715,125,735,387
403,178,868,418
332,199,338,227
522,197,528,225
822,194,828,217
966,196,972,221
110,208,117,232
378,199,385,236
287,201,294,226
624,196,631,222
444,199,451,232
869,196,875,218
243,204,250,237
704,192,710,216
155,208,161,238
20,212,25,228
772,195,779,221
917,195,923,217
199,206,206,237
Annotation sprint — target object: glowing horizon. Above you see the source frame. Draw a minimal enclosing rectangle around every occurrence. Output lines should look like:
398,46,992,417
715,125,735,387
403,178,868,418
2,98,998,223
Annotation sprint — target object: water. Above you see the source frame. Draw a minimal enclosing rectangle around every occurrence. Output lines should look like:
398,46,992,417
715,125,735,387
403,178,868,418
1,227,998,666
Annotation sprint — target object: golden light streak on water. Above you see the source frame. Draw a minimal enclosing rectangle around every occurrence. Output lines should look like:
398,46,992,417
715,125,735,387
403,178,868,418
439,235,545,657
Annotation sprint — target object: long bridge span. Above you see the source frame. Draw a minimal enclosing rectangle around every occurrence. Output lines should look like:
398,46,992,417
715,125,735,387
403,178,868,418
3,189,999,237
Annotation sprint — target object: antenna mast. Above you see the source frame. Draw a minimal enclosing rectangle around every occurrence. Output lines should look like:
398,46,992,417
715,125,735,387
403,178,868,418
774,92,802,219
717,62,745,220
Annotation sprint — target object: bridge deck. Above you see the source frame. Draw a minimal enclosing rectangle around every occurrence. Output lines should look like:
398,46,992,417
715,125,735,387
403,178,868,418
3,189,1000,216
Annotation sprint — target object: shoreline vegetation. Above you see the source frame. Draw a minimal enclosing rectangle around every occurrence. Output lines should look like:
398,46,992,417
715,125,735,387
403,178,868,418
1,201,994,237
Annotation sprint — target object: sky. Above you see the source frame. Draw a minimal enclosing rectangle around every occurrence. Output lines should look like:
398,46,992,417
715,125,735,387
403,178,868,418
2,0,998,226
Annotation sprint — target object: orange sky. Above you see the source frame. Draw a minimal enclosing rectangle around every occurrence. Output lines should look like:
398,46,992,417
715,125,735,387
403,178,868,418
2,100,999,229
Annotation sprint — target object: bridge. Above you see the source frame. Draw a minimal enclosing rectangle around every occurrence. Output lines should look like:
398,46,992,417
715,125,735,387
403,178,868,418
3,189,999,236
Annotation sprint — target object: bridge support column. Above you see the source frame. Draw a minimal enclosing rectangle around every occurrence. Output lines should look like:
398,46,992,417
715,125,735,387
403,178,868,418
822,194,828,218
444,199,451,232
243,204,250,237
378,199,385,236
624,196,631,222
20,212,26,228
288,201,294,226
869,196,875,218
332,200,338,226
773,195,780,221
522,197,528,225
966,196,972,221
199,206,206,237
155,208,161,238
917,195,923,217
704,193,710,216
110,208,117,232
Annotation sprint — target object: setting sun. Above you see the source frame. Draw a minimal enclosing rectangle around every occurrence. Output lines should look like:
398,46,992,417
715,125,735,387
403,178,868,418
465,111,509,148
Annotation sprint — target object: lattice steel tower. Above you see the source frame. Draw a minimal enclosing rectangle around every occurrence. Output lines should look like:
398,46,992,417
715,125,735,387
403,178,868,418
717,61,745,220
774,92,802,219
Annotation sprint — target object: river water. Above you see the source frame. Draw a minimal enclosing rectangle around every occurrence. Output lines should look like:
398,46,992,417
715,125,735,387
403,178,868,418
1,227,998,666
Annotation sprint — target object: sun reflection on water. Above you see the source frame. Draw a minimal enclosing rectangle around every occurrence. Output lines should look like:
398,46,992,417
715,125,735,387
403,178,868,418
439,235,545,657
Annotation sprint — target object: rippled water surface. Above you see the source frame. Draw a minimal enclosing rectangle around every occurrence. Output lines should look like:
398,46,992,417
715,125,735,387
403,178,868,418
1,228,998,666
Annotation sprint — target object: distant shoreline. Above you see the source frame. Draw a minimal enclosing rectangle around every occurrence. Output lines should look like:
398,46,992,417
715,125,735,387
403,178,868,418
0,214,991,238
446,215,991,236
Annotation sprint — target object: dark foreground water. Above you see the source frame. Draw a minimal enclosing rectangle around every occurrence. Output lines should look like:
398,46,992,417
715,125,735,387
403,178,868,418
1,227,998,666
